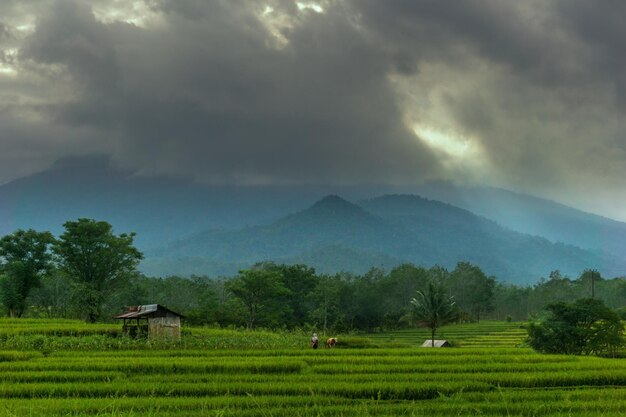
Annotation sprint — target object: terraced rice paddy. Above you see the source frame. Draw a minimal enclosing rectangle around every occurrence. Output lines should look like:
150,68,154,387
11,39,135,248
1,319,626,416
365,320,527,347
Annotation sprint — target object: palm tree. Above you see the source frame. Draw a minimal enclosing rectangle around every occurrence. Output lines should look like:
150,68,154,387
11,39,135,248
411,281,458,347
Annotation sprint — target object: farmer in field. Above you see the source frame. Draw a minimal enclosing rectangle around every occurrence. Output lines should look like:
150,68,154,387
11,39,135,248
326,337,337,348
311,333,319,349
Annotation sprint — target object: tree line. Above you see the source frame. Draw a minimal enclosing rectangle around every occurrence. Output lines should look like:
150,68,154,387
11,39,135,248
1,220,625,332
0,220,142,322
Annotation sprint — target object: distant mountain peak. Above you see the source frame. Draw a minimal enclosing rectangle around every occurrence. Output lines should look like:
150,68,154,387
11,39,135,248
307,195,369,215
312,194,351,207
274,194,378,228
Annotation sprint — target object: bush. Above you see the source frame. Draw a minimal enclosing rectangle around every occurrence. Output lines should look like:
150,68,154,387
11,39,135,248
527,298,623,356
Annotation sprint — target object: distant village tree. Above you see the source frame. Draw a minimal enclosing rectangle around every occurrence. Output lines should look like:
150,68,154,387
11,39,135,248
0,229,55,317
252,262,318,328
448,262,495,322
226,269,290,329
411,281,458,347
309,274,342,334
577,269,603,299
53,219,143,323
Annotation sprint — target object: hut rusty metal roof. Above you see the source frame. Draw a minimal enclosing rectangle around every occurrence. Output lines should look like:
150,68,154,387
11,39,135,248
113,304,183,319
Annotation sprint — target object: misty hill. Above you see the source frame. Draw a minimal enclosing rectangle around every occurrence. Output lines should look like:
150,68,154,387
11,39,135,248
0,156,324,248
145,194,623,283
359,195,621,282
4,157,624,255
2,156,626,282
413,182,626,258
144,196,415,275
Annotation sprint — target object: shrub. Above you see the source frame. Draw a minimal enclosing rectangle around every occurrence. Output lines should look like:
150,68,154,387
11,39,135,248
527,298,624,356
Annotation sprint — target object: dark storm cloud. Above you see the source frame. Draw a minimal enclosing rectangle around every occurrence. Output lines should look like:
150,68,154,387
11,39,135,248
2,0,626,217
351,0,626,200
354,1,572,82
554,0,626,105
21,2,119,92
16,0,442,184
0,23,12,41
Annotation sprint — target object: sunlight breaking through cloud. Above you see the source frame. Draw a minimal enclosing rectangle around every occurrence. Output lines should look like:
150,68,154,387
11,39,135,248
413,126,492,184
296,2,324,13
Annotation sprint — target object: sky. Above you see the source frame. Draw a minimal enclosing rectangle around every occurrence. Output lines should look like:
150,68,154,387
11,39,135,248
1,0,625,221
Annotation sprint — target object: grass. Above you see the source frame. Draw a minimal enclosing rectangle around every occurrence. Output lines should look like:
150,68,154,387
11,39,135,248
1,319,626,416
363,320,527,347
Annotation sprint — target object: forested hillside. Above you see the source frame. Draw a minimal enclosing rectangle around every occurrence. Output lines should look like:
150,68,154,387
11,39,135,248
414,182,626,257
145,195,623,283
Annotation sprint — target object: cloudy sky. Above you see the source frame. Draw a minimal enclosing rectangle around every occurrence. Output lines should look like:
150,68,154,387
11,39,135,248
1,0,625,220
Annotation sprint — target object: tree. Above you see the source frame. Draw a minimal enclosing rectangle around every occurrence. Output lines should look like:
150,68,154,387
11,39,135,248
0,229,55,317
27,269,74,318
380,264,430,326
226,269,290,329
253,262,318,328
309,274,342,333
411,281,458,347
529,270,573,313
351,268,386,332
527,298,624,356
53,219,143,323
448,262,495,321
577,269,603,299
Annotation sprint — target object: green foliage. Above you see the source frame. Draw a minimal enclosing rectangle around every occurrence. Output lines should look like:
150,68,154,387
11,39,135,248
411,281,458,346
53,219,143,323
0,229,55,318
308,274,342,333
27,270,74,318
448,261,495,322
347,268,388,332
378,264,430,329
1,224,622,337
576,269,603,298
253,262,318,328
527,298,624,355
225,269,291,329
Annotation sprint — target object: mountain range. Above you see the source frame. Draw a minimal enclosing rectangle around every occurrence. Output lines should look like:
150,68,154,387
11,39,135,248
1,156,625,284
143,194,622,283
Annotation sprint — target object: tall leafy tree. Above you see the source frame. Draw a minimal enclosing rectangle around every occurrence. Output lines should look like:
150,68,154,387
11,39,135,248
28,269,74,318
254,262,318,328
351,268,386,332
381,264,430,324
576,269,603,299
0,229,55,317
411,281,458,347
53,219,143,323
226,269,290,329
309,274,342,333
449,262,495,321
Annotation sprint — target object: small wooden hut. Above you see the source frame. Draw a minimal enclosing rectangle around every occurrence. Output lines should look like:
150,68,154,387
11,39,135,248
114,304,183,341
420,339,451,348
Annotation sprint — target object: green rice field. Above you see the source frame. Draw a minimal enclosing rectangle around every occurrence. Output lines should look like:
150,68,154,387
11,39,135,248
364,321,527,347
1,319,626,416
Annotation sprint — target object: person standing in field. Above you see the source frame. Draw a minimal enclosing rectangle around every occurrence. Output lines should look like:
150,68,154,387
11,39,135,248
311,333,319,349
